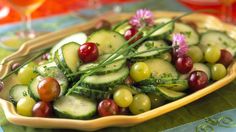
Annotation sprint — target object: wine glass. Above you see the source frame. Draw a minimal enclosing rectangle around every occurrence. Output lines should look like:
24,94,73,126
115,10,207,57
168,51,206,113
177,0,236,24
7,0,45,39
219,0,236,23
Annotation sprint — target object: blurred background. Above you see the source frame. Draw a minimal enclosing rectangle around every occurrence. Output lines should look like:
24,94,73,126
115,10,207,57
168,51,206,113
0,0,235,60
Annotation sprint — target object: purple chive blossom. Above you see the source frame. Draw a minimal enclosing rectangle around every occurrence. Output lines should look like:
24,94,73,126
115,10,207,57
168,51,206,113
129,9,154,28
172,33,188,57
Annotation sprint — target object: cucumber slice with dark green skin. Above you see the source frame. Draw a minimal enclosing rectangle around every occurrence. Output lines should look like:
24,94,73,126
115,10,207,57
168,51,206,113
79,54,126,74
199,30,236,56
50,32,87,59
53,94,96,119
144,58,178,79
144,18,174,39
29,76,43,101
132,40,169,59
70,86,111,100
9,85,29,104
55,42,81,74
157,79,188,92
87,30,127,55
169,22,199,45
157,87,186,101
81,66,129,90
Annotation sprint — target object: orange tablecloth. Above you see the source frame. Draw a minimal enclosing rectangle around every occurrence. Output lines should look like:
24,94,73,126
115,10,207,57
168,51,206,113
0,0,135,25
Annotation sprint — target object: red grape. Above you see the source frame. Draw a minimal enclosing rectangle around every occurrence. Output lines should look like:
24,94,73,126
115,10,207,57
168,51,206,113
175,56,193,74
188,70,208,92
0,80,3,92
11,63,21,71
124,27,142,44
98,99,119,117
37,77,60,102
78,42,99,63
32,101,52,117
218,49,233,67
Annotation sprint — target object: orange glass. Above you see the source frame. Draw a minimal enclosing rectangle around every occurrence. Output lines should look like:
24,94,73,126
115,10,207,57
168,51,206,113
6,0,45,39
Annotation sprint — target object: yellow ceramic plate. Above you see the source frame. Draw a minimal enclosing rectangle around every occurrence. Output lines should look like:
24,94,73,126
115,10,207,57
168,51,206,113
0,12,236,131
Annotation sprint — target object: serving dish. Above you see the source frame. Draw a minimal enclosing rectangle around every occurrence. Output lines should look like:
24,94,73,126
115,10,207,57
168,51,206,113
0,11,236,131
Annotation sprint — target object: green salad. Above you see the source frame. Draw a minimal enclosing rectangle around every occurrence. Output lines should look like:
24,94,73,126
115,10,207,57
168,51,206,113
3,9,235,119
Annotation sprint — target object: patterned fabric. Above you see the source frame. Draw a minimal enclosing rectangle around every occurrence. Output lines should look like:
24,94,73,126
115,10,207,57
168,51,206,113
165,108,236,132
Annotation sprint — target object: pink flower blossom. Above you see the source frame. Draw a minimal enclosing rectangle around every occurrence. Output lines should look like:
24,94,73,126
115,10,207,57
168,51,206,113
172,33,188,57
129,9,154,28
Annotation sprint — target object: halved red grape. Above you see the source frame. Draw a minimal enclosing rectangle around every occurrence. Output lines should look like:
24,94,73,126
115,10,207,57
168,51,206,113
98,99,119,117
188,70,208,92
175,56,193,74
32,101,53,117
218,49,233,67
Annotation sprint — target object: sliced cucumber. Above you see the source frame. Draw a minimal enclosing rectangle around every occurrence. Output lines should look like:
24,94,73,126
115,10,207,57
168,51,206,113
70,86,110,100
157,79,188,92
29,76,43,100
79,54,126,74
169,22,199,45
144,58,178,79
55,42,80,74
82,66,129,89
144,18,174,39
157,87,186,101
132,40,169,59
53,94,96,119
50,32,87,59
36,61,57,76
113,21,131,35
9,85,29,104
199,30,236,56
87,30,127,55
193,63,211,80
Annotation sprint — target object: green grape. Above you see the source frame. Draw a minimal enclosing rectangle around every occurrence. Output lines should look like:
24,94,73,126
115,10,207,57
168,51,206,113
148,93,166,108
211,63,227,81
187,46,203,63
113,87,133,107
17,96,36,116
204,46,221,63
129,93,151,115
130,62,151,82
18,62,38,84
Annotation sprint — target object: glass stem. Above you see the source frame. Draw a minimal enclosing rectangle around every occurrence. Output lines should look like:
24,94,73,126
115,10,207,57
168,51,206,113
20,13,35,39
